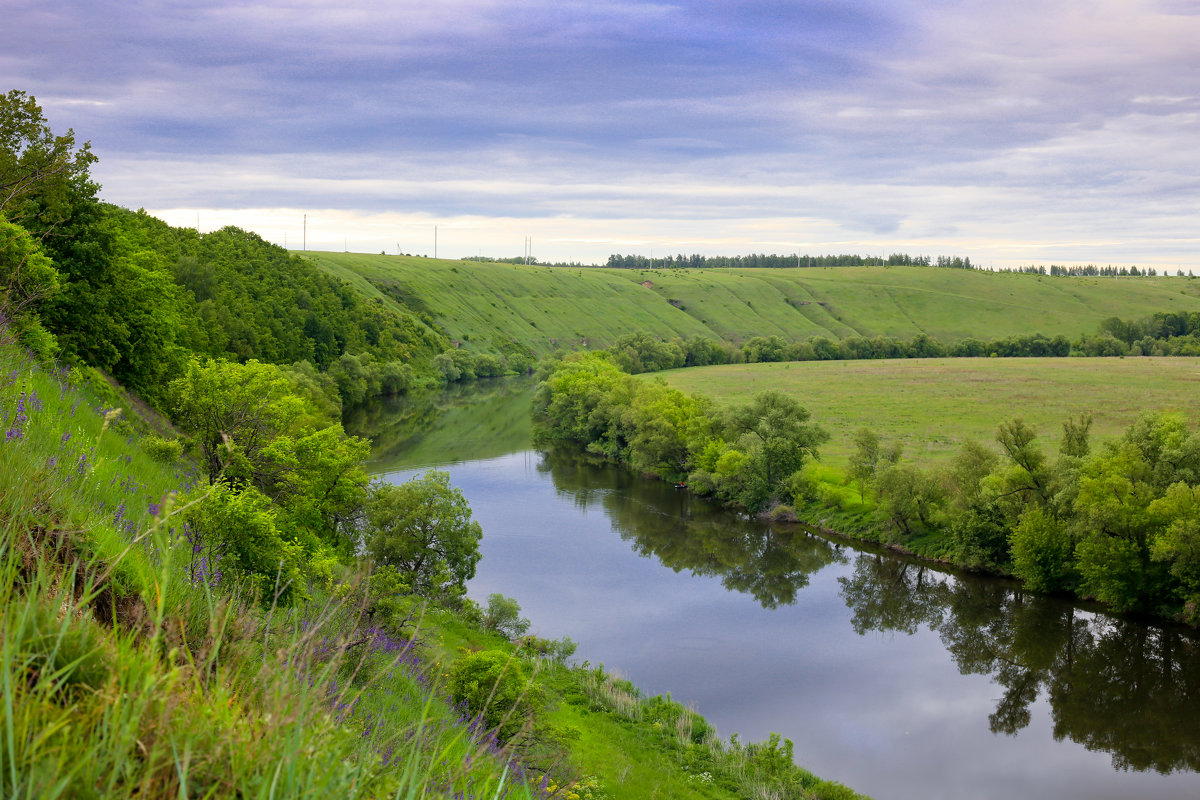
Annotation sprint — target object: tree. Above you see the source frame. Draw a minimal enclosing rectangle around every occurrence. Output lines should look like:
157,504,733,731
169,358,311,485
0,217,60,355
722,390,828,507
847,427,901,500
364,470,482,597
483,593,532,638
0,90,97,225
1060,413,1093,458
1010,507,1074,592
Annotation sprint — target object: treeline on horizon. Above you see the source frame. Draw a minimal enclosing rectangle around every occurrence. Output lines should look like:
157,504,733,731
589,308,1200,377
469,250,1191,276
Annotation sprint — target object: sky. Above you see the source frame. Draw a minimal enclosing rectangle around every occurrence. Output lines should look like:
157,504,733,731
4,0,1200,267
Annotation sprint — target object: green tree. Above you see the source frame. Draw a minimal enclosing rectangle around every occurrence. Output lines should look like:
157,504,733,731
847,427,901,500
364,471,482,597
1010,507,1075,593
483,593,532,639
1072,443,1162,610
169,358,311,485
722,390,828,508
0,217,60,355
182,481,306,603
0,89,96,225
1149,482,1200,622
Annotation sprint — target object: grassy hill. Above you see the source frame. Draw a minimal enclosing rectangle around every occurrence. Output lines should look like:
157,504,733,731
655,357,1200,468
305,253,1200,356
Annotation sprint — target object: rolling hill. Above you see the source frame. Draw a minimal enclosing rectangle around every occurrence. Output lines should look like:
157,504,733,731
304,252,1200,356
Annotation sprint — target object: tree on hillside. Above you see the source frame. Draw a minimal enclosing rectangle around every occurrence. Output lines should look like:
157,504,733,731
0,89,96,226
364,470,482,597
169,358,311,485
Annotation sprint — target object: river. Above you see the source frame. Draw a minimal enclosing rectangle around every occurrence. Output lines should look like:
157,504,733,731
346,378,1200,800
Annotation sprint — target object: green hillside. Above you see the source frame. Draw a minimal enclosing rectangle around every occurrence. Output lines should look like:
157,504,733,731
306,252,1200,355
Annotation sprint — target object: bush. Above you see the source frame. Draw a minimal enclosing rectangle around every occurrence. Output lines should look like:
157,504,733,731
448,649,542,742
140,434,183,464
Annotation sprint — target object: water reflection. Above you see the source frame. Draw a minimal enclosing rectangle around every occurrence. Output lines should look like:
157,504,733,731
345,377,535,471
840,554,1200,772
537,447,846,609
356,382,1200,787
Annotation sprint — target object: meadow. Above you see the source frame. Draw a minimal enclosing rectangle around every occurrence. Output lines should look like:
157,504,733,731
306,252,1200,356
655,357,1200,468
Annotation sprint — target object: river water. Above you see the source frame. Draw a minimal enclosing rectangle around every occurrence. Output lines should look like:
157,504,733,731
347,379,1200,800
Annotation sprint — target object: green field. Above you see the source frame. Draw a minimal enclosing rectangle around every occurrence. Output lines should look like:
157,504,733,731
655,357,1200,467
305,252,1200,356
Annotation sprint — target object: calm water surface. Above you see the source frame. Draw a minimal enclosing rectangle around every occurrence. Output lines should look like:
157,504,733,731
348,381,1200,800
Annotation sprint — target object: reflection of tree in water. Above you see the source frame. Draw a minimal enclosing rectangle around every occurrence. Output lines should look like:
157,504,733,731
839,554,1200,773
537,448,844,609
346,377,535,470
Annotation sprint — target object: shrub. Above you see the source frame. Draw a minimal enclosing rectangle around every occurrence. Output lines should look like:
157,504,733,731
448,649,542,742
140,433,183,464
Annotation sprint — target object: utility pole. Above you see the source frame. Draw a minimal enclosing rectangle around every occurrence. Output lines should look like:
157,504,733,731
303,214,307,251
434,225,438,259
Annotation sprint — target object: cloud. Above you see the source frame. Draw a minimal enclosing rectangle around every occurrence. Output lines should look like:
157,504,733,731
4,0,1200,265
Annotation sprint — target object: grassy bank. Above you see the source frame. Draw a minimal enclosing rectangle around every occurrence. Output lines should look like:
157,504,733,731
656,357,1200,468
307,252,1200,356
1,330,865,798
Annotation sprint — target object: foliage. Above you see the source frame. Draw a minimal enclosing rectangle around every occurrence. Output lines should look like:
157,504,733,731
449,649,543,743
170,358,311,483
484,593,532,639
535,356,826,512
0,89,96,225
182,481,307,601
1010,507,1074,592
364,470,483,598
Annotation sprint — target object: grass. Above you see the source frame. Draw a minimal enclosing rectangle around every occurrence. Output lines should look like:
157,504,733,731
304,253,1200,356
0,331,540,799
654,357,1200,468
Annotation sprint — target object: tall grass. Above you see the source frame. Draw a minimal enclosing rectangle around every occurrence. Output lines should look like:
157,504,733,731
0,326,541,799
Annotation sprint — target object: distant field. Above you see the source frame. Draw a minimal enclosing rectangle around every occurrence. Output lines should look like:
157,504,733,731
655,358,1200,468
304,252,1200,356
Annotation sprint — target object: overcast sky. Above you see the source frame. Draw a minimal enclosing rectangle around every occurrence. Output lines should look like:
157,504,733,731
5,0,1200,266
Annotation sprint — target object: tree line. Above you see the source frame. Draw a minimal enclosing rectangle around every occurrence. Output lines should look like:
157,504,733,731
533,350,1200,624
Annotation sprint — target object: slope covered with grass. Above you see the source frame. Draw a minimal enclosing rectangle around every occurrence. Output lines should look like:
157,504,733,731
306,253,1200,356
1,327,866,800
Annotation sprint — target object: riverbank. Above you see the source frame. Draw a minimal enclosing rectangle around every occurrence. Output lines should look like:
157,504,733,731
534,351,1200,625
0,328,866,799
